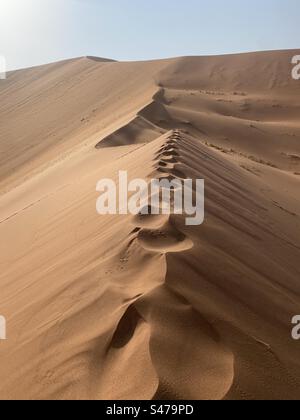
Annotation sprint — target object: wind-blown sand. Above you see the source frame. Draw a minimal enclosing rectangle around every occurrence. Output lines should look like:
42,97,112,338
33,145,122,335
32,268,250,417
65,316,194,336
0,50,300,400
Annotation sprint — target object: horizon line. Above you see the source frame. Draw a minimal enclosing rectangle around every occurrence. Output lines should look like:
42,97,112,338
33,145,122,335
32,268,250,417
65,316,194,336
6,47,300,73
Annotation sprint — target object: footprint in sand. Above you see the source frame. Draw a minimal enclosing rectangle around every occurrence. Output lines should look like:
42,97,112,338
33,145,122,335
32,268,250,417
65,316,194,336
133,205,169,229
137,224,193,253
155,149,180,158
133,131,193,254
132,207,193,254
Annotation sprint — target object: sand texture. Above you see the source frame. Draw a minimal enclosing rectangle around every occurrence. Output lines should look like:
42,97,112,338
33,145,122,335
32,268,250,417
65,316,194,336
0,50,300,400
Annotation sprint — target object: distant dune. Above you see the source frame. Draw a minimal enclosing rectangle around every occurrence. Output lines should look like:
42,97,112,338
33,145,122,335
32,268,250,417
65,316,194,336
0,50,300,400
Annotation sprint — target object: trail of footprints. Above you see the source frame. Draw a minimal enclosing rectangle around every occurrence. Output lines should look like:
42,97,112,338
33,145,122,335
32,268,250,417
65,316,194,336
132,130,194,254
108,131,195,369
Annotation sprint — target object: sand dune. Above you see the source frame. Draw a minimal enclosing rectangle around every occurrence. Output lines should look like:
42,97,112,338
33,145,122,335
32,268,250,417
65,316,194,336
0,50,300,400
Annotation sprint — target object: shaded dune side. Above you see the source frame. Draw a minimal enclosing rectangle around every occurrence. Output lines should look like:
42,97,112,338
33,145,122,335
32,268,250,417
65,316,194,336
94,130,300,400
96,78,300,173
95,93,170,149
95,115,165,148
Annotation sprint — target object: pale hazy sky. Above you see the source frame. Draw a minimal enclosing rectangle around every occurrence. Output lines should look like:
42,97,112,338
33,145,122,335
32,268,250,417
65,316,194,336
0,0,299,70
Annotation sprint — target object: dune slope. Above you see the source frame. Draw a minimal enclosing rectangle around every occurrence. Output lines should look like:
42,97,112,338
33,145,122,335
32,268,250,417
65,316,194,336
0,50,300,400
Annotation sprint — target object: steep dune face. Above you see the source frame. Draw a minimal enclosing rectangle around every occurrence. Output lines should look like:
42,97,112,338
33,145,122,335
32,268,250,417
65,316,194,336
0,50,300,400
